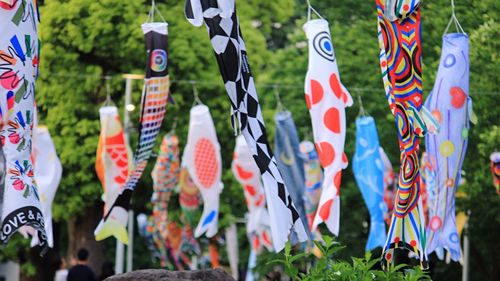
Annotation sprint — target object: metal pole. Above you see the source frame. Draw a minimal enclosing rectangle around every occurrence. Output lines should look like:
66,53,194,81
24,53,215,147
121,74,143,272
127,210,134,272
115,76,134,274
123,76,133,273
462,211,470,281
114,241,124,274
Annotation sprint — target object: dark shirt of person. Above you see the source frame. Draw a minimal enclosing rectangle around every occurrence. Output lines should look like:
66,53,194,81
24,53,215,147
67,264,96,281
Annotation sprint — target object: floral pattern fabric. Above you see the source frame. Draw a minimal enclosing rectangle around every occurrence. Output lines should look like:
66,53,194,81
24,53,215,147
0,0,46,248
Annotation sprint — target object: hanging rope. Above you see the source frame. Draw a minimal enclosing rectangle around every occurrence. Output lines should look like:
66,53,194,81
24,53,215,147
103,76,115,106
274,85,286,112
357,93,367,117
41,73,500,96
147,0,166,23
190,81,203,106
443,0,465,35
306,0,324,22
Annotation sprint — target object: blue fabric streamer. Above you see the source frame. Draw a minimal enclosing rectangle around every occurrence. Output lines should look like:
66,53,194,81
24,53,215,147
353,116,387,251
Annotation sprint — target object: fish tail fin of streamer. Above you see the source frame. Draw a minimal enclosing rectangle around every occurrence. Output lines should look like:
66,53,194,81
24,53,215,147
366,220,387,251
382,199,428,269
94,189,132,244
421,106,440,134
341,83,354,107
406,106,434,137
194,208,218,238
438,212,461,262
311,194,340,236
261,169,309,252
94,217,129,244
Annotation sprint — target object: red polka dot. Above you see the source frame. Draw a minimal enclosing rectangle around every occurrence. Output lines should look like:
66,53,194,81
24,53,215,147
394,237,400,243
319,199,334,221
304,93,312,110
386,253,392,260
262,231,271,246
236,165,253,180
244,185,256,196
315,142,335,167
334,171,342,194
403,4,409,11
381,61,387,67
329,73,343,100
342,153,348,164
342,92,349,104
324,107,341,133
310,79,324,105
410,240,417,247
253,237,260,250
255,194,264,207
450,87,466,108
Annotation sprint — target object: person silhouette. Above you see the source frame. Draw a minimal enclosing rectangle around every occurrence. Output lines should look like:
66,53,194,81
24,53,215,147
67,248,96,281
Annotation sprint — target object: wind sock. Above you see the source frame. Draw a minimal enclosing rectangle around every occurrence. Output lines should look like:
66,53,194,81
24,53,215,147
95,106,128,215
185,0,307,251
183,104,223,238
424,32,473,261
490,152,500,196
232,135,273,252
32,127,62,248
352,117,387,251
0,0,47,248
95,22,170,243
178,164,201,256
379,147,395,225
136,213,162,263
303,16,353,235
376,0,439,267
150,133,180,265
299,141,322,235
274,111,307,234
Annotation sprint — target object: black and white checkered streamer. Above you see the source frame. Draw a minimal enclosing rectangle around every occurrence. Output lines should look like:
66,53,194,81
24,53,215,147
185,0,307,251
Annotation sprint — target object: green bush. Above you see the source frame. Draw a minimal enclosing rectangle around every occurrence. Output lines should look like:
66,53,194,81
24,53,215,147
258,236,431,281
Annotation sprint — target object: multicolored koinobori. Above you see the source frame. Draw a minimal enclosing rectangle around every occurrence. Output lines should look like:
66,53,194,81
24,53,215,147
303,17,353,236
0,0,47,248
376,0,434,267
184,0,307,251
150,133,181,267
299,140,323,235
424,32,473,262
353,116,387,251
95,22,170,244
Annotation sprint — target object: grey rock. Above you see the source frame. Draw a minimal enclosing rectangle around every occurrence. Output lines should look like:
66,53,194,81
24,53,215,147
104,268,236,281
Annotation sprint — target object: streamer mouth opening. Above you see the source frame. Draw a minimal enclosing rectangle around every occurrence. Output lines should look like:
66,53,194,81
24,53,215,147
355,116,375,126
141,22,169,35
274,110,291,121
443,32,468,40
190,104,209,116
303,18,328,32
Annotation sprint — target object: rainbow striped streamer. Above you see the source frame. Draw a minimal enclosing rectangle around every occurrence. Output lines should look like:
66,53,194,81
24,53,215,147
376,0,432,268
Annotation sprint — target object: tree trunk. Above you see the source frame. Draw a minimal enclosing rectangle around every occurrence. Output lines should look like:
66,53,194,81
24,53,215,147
67,204,105,276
